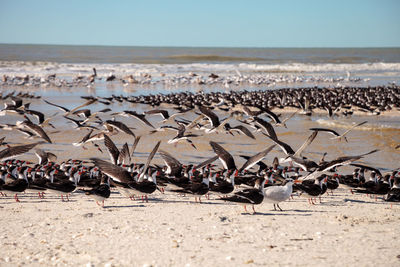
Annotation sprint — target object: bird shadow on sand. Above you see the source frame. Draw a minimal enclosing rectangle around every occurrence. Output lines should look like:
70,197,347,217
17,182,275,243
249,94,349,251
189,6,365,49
103,204,146,209
149,198,229,205
240,211,313,216
343,198,389,205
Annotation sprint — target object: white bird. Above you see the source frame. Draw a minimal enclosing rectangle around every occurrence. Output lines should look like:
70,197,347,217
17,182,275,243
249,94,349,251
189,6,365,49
263,179,294,211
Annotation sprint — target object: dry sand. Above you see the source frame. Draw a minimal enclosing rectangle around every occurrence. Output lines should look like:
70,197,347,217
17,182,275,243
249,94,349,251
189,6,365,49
0,189,399,267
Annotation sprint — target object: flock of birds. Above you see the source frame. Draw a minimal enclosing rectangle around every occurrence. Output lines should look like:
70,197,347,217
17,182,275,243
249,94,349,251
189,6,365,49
1,68,365,88
0,84,400,213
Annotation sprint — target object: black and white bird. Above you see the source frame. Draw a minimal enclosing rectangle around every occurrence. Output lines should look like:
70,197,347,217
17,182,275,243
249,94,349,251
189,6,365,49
220,178,266,214
83,175,111,207
210,141,236,171
310,121,367,142
0,142,44,161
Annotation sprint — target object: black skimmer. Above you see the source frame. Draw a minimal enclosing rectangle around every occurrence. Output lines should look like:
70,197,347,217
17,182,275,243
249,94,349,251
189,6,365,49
275,110,299,128
195,155,219,170
309,121,367,142
83,175,110,207
223,123,255,139
159,150,183,177
44,98,97,116
25,109,56,129
16,117,52,143
137,140,161,182
131,135,141,157
45,170,79,201
0,142,44,161
263,178,294,211
300,149,379,181
103,120,136,137
297,96,312,116
172,175,209,203
209,169,235,196
106,73,116,82
1,171,28,202
220,178,266,214
209,141,236,171
144,109,182,123
167,122,198,149
268,131,318,165
385,176,400,202
199,106,222,133
117,110,155,129
355,173,391,198
63,116,98,130
252,117,278,140
294,176,327,204
103,134,121,165
239,145,276,173
43,99,70,113
34,148,57,165
72,129,95,148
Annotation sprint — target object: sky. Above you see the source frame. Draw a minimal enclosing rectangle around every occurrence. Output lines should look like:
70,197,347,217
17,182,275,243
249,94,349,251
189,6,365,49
0,0,399,47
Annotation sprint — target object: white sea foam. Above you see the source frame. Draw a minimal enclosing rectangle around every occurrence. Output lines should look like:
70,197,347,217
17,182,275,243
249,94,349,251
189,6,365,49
1,61,400,77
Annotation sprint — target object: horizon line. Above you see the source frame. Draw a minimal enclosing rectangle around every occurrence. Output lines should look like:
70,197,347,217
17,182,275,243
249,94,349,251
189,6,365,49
1,42,399,49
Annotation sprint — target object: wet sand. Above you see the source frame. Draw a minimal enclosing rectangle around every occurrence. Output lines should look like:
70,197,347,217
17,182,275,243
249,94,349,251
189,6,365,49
0,87,400,266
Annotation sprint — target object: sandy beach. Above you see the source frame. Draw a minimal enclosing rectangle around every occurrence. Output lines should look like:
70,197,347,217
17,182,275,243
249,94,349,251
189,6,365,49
0,188,399,266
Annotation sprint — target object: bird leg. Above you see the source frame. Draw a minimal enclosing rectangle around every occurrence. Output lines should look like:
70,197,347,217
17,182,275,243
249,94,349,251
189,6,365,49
198,196,202,203
101,200,105,207
37,192,41,199
145,195,148,203
273,204,277,211
276,203,283,211
66,194,70,201
319,196,322,203
243,205,248,213
61,194,64,202
252,205,256,214
14,194,20,202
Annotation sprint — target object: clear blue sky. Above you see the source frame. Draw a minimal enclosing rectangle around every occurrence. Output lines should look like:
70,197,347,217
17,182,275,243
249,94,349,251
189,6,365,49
0,0,399,47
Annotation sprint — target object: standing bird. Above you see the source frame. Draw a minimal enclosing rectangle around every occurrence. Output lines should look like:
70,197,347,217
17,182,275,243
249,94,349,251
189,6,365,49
220,178,266,214
83,175,110,207
263,178,294,211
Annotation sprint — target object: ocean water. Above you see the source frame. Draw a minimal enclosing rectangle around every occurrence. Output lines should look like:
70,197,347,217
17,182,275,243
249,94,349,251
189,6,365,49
0,44,400,88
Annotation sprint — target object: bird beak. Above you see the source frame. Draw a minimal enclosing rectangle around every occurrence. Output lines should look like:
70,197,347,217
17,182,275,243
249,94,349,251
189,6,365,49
294,179,302,184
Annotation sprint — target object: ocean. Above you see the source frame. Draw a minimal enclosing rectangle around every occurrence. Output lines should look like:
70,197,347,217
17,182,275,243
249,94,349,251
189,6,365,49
0,44,400,89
